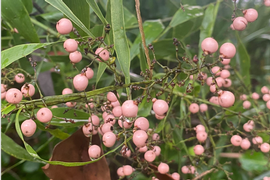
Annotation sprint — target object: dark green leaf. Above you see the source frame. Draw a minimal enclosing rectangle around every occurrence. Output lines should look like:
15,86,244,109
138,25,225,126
240,150,269,172
86,0,108,25
123,7,137,28
38,11,64,22
139,44,147,73
138,94,153,117
36,121,70,140
21,0,33,14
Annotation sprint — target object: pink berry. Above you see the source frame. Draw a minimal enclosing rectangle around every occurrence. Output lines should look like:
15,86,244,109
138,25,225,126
189,103,199,114
102,132,116,147
193,145,204,155
83,123,98,137
122,100,138,117
218,90,235,108
265,0,270,6
111,100,120,107
102,112,109,119
118,120,133,129
171,172,180,180
260,143,270,153
181,166,189,174
223,79,232,88
121,146,131,158
21,119,36,137
14,73,25,83
85,67,94,79
112,106,122,117
37,108,53,123
243,8,258,22
233,17,248,31
252,136,263,144
155,114,165,120
231,135,242,146
243,123,253,132
107,92,118,102
196,131,208,142
201,37,219,54
211,66,221,76
5,88,23,104
88,114,100,126
209,96,219,105
220,70,230,79
13,28,19,33
139,146,148,153
247,120,255,126
88,145,101,159
194,124,205,133
144,150,156,162
243,100,251,109
117,167,125,177
152,133,160,141
261,86,269,94
199,104,208,113
219,43,236,59
267,100,270,110
240,138,251,150
73,74,88,91
56,18,73,35
69,51,82,63
224,65,231,69
66,102,76,107
1,84,7,93
252,92,260,100
133,130,148,147
199,72,208,80
221,58,231,65
1,91,6,100
51,105,58,109
21,84,35,97
100,123,113,134
95,47,110,62
230,24,235,30
158,162,169,174
240,94,247,101
153,99,169,116
189,75,193,80
123,165,134,176
153,146,161,156
216,77,225,87
206,77,213,86
62,88,73,95
63,39,78,53
134,117,149,131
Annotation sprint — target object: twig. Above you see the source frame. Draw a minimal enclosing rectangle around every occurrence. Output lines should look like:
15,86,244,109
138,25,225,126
192,168,216,180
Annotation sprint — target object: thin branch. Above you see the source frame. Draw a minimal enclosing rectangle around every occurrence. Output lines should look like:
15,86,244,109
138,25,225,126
192,168,216,180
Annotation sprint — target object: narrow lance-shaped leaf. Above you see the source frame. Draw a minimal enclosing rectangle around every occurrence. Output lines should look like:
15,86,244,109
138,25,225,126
86,0,108,25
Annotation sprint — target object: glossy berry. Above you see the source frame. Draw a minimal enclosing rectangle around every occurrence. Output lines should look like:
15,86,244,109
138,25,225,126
51,105,58,109
104,114,116,125
240,138,251,150
220,70,230,79
63,39,78,53
221,58,231,65
194,145,204,155
62,88,73,95
194,124,205,133
209,96,219,105
102,132,116,147
196,131,208,142
152,133,160,141
260,143,270,153
243,100,251,109
216,77,225,87
133,130,148,147
223,78,232,88
5,88,23,104
144,150,156,162
243,123,253,132
171,172,180,180
83,123,98,137
240,94,247,101
233,17,248,31
231,135,242,146
153,146,161,156
206,77,213,86
73,74,88,91
1,84,7,93
265,0,270,6
1,91,6,100
66,102,76,107
189,103,199,114
85,67,94,79
263,94,270,102
158,163,169,174
20,84,35,97
69,51,82,63
100,123,113,134
252,136,263,144
117,167,125,177
243,8,258,22
210,84,217,93
155,114,165,120
230,24,235,30
181,166,189,174
261,86,269,94
219,43,236,59
252,92,260,100
201,37,219,54
139,146,148,153
218,90,235,108
153,99,169,116
134,117,149,131
112,106,122,117
211,66,221,76
267,100,270,110
111,100,120,107
122,100,138,117
21,119,36,137
107,92,118,102
36,108,53,123
123,165,134,176
118,119,133,129
56,18,73,34
88,145,101,159
95,47,110,62
15,73,25,83
88,114,100,126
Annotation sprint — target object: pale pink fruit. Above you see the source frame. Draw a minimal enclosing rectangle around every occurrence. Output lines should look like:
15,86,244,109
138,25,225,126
13,28,19,33
220,70,230,79
224,65,231,69
252,136,263,144
69,51,82,63
240,94,247,101
51,105,58,109
117,167,125,177
104,114,116,125
153,146,161,156
243,100,251,109
112,106,122,117
189,75,193,80
260,143,270,153
171,172,180,180
62,88,73,95
118,119,133,129
100,123,113,134
223,79,232,88
95,47,110,62
144,150,156,162
21,84,35,97
196,131,208,142
73,74,88,91
66,102,76,107
221,58,231,65
209,96,219,105
102,112,109,119
243,123,253,132
261,86,269,94
123,165,134,176
243,8,258,22
1,91,6,100
233,17,248,31
218,90,235,108
83,123,98,137
153,99,169,116
1,84,7,93
133,130,148,147
267,100,270,110
216,77,225,87
263,177,270,180
111,100,120,107
158,163,169,174
252,92,260,100
107,92,118,102
21,119,36,137
206,77,213,86
155,114,165,120
230,24,235,30
263,94,270,102
219,43,236,59
85,102,94,109
56,18,73,35
189,166,196,174
265,0,270,6
85,67,94,79
88,145,101,159
88,114,100,126
201,37,219,54
37,108,53,123
139,146,148,153
15,73,25,83
194,145,204,155
231,135,242,146
134,117,149,131
194,124,205,133
152,133,160,141
240,138,251,150
122,148,131,158
122,100,138,117
5,88,23,104
181,166,189,174
199,72,207,80
63,39,78,53
189,103,199,114
211,66,221,76
247,120,255,126
199,104,208,113
102,132,116,147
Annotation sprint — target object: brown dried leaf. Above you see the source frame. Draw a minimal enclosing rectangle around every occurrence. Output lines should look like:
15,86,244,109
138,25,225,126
42,128,111,180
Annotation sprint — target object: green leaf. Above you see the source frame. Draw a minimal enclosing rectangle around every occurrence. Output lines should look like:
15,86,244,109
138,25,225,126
130,20,164,61
139,44,147,73
51,107,90,119
45,0,95,38
110,0,130,86
36,121,70,140
21,0,33,14
2,0,40,42
123,7,137,28
240,150,269,172
86,0,108,25
1,42,55,69
138,94,153,117
96,62,107,86
38,11,64,22
1,104,16,115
